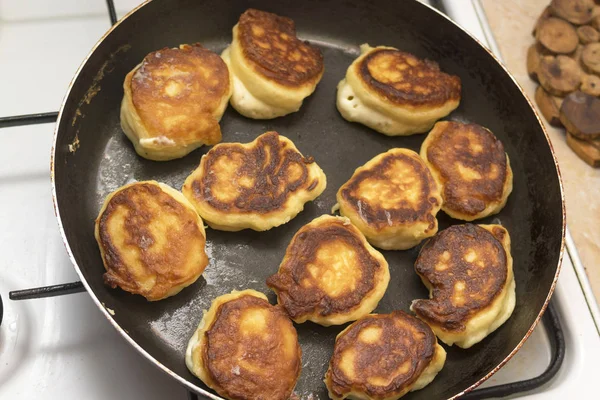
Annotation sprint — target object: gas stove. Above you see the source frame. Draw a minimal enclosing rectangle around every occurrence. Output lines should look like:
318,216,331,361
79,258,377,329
1,1,598,399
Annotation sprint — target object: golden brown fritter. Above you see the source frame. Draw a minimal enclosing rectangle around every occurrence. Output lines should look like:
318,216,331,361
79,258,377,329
95,181,208,301
121,43,231,160
222,9,324,119
338,45,461,136
412,224,510,332
421,121,513,220
266,215,389,326
325,311,446,400
186,290,301,400
336,148,442,250
182,131,326,231
358,48,461,108
237,9,323,86
339,153,437,230
130,43,229,145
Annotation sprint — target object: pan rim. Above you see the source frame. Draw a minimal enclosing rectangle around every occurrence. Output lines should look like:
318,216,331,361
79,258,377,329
49,0,566,398
420,1,566,398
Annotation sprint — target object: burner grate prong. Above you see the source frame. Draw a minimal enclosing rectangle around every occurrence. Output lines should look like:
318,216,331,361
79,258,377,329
105,0,117,25
0,0,118,131
9,281,86,300
0,112,59,129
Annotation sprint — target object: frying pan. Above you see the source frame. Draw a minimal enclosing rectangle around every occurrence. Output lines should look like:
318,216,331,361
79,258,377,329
51,0,565,398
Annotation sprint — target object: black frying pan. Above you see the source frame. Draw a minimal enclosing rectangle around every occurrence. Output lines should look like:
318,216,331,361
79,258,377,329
51,0,565,398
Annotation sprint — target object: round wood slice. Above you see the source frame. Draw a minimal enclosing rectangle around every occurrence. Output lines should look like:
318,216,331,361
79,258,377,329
577,25,600,43
527,45,542,81
570,44,585,64
581,73,600,95
538,55,582,96
567,132,600,167
582,42,600,73
560,91,600,139
551,0,594,25
536,41,556,56
533,6,553,36
535,86,563,126
537,17,579,54
593,15,600,30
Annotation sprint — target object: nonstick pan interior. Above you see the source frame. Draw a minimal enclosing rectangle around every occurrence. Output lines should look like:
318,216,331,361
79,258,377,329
52,0,564,398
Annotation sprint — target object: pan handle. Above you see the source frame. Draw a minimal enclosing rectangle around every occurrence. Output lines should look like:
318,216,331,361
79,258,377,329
9,281,86,300
461,300,565,399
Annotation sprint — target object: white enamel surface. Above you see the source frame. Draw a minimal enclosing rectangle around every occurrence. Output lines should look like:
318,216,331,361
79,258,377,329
0,123,186,399
0,1,184,399
0,0,597,399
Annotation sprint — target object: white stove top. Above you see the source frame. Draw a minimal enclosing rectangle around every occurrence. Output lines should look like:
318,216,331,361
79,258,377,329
0,1,598,399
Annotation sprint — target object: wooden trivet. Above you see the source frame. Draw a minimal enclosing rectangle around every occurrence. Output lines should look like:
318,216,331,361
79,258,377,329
528,0,600,167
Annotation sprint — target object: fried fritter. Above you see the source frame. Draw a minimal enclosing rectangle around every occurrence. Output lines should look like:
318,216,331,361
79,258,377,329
421,121,513,221
267,215,389,326
121,44,231,161
411,224,516,348
95,181,208,301
336,148,442,250
182,131,326,231
185,290,301,400
325,311,446,400
337,44,461,136
222,9,324,119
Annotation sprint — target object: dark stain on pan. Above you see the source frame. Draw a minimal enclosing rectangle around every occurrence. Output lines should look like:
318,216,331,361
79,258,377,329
66,44,131,155
51,0,564,399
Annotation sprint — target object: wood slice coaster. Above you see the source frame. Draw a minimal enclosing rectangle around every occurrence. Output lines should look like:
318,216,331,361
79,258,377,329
567,133,600,166
560,91,600,139
535,86,563,126
533,6,553,36
528,45,542,81
528,1,600,167
581,73,600,94
577,25,600,43
582,42,600,73
537,17,579,54
550,0,594,25
538,55,582,96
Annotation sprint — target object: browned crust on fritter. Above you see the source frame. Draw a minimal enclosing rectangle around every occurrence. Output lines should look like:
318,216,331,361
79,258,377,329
426,122,508,216
340,152,440,230
327,311,436,399
412,224,508,331
358,49,461,107
266,219,384,319
237,9,324,86
203,294,301,400
98,183,207,298
190,131,319,214
130,43,229,144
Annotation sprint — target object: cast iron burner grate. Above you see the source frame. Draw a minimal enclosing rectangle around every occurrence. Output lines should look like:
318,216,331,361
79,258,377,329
0,1,565,399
